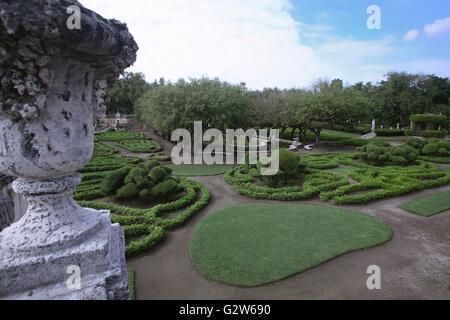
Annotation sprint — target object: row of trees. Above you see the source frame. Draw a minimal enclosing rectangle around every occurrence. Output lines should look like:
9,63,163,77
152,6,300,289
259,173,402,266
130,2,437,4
106,72,450,144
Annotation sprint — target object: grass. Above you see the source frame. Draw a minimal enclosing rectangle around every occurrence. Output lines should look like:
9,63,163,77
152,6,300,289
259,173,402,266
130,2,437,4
321,129,360,138
190,204,392,287
400,191,450,217
167,164,234,176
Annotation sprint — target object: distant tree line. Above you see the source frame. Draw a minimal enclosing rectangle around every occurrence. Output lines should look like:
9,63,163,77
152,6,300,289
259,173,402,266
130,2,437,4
106,71,450,143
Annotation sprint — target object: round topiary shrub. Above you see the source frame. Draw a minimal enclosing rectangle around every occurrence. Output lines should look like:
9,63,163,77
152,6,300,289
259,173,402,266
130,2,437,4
260,150,305,186
116,183,140,200
139,188,153,201
439,148,449,157
152,179,180,199
422,143,440,155
101,166,132,196
407,137,427,150
149,166,168,183
355,142,418,166
438,140,450,151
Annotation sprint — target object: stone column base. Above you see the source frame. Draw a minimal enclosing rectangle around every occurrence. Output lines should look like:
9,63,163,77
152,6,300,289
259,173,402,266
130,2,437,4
0,210,129,300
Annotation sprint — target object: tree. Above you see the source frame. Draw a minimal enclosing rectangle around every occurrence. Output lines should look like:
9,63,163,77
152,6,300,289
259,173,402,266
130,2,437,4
106,72,149,115
371,72,450,127
286,79,370,145
136,78,255,137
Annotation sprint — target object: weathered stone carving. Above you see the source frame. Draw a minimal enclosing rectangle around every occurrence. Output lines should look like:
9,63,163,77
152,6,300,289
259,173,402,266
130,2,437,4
0,173,14,231
0,0,138,299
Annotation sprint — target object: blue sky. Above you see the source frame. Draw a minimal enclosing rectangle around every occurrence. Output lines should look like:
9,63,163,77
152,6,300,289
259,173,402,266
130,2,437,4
83,0,450,89
292,0,450,62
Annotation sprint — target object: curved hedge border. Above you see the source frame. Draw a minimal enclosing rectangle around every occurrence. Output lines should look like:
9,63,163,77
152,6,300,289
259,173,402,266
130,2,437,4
119,139,162,153
225,166,349,201
375,129,404,137
225,153,450,205
77,178,210,257
419,156,450,164
320,164,450,205
96,131,145,141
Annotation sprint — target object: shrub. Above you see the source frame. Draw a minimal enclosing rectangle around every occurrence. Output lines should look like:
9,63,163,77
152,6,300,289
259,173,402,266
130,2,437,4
261,150,305,185
149,166,168,183
96,131,144,141
407,137,427,150
355,142,418,166
152,180,180,199
119,139,162,153
392,144,419,163
101,166,131,196
116,183,139,200
375,129,404,137
147,160,160,171
139,188,153,201
439,149,449,157
421,130,447,139
410,114,447,123
422,143,440,155
404,129,414,137
438,140,450,151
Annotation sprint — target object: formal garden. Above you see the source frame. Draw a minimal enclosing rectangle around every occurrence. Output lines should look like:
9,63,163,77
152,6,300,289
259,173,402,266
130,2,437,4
64,70,450,299
2,0,450,303
71,120,450,298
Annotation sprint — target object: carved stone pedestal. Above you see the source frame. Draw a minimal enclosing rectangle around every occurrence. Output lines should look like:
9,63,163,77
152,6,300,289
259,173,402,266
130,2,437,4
0,0,138,300
0,175,128,300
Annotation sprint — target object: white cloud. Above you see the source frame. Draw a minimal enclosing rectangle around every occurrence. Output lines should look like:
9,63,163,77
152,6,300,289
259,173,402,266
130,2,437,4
79,0,445,89
424,17,450,37
81,0,325,89
404,29,419,41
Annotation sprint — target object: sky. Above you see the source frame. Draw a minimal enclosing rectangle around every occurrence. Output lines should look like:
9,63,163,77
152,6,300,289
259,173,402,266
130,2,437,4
81,0,450,89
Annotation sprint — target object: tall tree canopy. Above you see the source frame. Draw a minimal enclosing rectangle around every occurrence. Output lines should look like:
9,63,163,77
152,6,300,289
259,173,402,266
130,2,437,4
136,78,255,137
123,71,448,142
368,72,450,126
106,72,149,115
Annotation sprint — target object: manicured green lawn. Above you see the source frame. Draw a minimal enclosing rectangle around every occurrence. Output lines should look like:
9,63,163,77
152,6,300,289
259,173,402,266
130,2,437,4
167,164,234,176
400,191,450,217
190,204,392,287
321,129,360,138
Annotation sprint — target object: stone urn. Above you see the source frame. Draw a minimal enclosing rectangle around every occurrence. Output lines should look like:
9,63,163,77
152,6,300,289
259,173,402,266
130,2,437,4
0,0,138,299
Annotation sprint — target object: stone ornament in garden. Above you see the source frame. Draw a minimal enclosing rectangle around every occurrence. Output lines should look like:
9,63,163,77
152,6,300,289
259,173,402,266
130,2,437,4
0,0,138,299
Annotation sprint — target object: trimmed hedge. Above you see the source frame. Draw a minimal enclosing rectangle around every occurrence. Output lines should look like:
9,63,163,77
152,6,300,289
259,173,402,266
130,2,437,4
410,114,447,123
96,131,145,141
420,130,448,139
354,142,419,166
320,164,450,205
375,129,405,137
119,139,162,153
225,153,450,205
77,178,211,257
225,166,349,202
